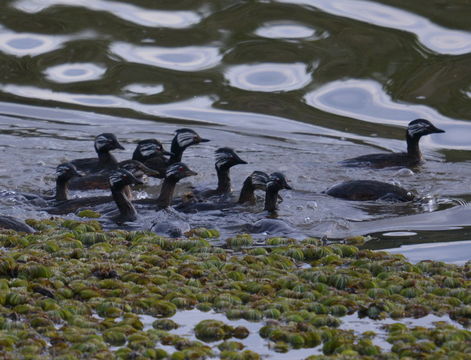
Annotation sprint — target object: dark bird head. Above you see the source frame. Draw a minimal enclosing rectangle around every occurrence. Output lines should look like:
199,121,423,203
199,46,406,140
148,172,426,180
119,160,162,178
165,162,198,182
94,133,125,153
267,172,292,191
132,138,173,162
171,128,210,152
109,168,143,190
250,171,270,190
215,147,247,170
407,119,445,139
56,162,82,181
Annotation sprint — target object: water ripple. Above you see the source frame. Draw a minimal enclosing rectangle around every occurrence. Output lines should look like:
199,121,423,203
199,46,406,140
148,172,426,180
14,0,201,28
44,63,106,83
255,22,324,39
225,63,311,92
0,31,65,57
110,42,221,72
277,0,471,55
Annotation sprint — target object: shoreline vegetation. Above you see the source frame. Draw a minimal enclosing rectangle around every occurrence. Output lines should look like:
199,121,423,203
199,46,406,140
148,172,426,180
0,217,469,359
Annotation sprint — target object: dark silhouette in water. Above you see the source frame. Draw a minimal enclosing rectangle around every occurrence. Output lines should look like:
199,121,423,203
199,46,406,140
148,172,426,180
132,138,173,179
325,180,414,202
341,119,445,168
0,215,35,233
108,168,143,224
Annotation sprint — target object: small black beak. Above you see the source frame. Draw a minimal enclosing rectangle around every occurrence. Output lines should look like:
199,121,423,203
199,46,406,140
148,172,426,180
433,127,445,134
115,142,125,150
237,159,248,165
284,183,293,190
199,138,210,143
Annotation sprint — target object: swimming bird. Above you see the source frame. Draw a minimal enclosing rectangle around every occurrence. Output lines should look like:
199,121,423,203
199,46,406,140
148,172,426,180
132,138,173,179
340,119,445,168
108,168,143,224
263,172,293,213
68,159,161,191
324,180,414,202
44,161,155,215
168,128,210,164
70,133,125,174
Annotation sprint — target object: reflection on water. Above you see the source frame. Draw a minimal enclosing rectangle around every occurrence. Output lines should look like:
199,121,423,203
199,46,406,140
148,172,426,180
44,63,106,83
0,31,65,56
1,0,471,259
110,42,222,72
14,0,201,28
255,22,322,39
277,0,471,54
225,63,311,92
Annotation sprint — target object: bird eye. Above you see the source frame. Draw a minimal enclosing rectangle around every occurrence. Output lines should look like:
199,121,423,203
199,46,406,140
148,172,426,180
179,166,184,172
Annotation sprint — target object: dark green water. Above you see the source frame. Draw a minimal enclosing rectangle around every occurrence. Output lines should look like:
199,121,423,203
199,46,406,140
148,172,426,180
1,0,471,260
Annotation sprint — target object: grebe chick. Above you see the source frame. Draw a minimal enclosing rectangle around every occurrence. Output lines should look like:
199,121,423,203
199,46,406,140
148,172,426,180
192,147,247,199
238,171,270,204
108,169,143,224
176,170,269,213
264,172,292,213
341,119,445,168
168,128,210,164
0,215,35,233
68,159,161,191
70,133,125,174
43,161,154,215
325,180,414,202
132,139,173,179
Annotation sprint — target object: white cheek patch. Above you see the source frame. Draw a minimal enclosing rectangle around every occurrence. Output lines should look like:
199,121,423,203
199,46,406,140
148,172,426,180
56,164,71,177
408,122,428,137
139,143,158,157
95,135,110,150
177,131,195,147
251,172,269,189
109,171,123,187
215,151,233,168
166,164,181,177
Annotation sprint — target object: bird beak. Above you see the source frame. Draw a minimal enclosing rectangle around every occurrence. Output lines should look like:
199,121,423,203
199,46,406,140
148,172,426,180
199,138,210,143
432,126,445,134
186,169,198,177
284,183,293,190
116,142,125,150
237,158,248,165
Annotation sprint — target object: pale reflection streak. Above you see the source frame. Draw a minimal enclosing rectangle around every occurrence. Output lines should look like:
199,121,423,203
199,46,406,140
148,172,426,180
0,84,338,135
14,0,201,28
0,32,66,57
44,63,106,83
277,0,471,55
225,63,311,92
255,23,317,39
110,42,221,72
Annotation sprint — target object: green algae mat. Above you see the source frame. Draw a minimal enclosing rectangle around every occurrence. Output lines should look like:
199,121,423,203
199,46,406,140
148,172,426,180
0,218,469,359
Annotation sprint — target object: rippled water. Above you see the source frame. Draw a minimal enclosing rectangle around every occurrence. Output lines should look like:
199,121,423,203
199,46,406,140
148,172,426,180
1,0,471,256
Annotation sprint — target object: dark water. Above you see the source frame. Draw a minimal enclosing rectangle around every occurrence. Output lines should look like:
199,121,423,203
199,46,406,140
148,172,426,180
1,0,471,259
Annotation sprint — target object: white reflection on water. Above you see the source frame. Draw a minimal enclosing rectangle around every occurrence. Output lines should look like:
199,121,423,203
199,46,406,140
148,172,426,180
277,0,471,55
122,83,164,96
0,84,330,134
110,42,222,72
0,32,66,57
225,63,311,92
255,22,319,39
44,63,106,83
14,0,201,28
305,79,471,150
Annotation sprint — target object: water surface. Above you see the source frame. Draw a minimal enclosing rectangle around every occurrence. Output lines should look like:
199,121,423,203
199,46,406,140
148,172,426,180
0,0,471,259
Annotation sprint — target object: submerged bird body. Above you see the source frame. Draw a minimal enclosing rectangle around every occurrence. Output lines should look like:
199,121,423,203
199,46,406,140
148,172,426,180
325,180,414,202
108,168,143,224
0,215,35,233
341,119,445,168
